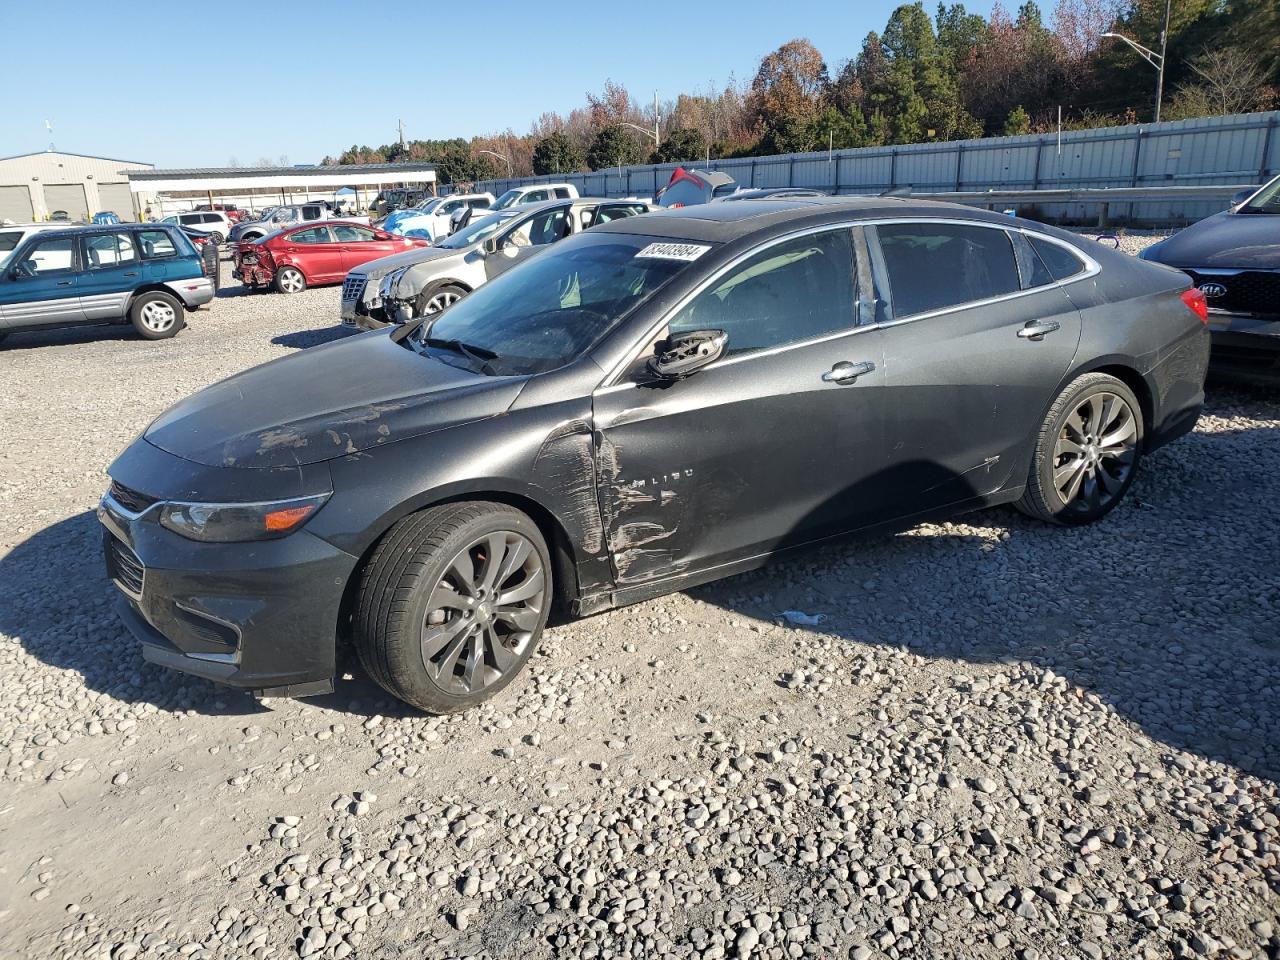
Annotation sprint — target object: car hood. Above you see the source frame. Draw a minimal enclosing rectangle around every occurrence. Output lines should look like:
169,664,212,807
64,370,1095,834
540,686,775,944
1146,211,1280,270
145,332,525,468
351,245,450,281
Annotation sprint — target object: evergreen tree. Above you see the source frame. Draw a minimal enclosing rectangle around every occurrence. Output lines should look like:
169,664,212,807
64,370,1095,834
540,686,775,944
586,125,648,171
532,132,583,175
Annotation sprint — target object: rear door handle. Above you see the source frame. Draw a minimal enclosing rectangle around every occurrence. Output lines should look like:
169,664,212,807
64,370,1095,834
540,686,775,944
822,360,876,384
122,271,138,278
1017,320,1061,340
56,280,73,287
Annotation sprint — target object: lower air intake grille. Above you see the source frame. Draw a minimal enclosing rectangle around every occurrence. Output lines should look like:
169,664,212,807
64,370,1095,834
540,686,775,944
106,536,145,598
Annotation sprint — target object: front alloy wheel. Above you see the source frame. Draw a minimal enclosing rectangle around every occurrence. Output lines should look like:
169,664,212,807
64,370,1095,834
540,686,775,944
416,283,467,318
421,531,545,695
353,502,552,713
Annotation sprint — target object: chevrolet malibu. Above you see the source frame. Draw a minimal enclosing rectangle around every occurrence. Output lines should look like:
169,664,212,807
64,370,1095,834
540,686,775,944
100,198,1210,714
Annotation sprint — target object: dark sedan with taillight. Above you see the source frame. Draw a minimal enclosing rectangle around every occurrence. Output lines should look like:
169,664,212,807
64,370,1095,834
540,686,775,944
233,221,429,294
1141,174,1280,380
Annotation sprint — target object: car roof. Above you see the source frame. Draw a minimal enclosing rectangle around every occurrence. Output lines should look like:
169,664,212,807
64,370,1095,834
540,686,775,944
21,222,179,241
593,196,1020,242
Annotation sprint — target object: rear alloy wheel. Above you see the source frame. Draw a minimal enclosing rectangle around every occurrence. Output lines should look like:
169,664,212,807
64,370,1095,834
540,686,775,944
416,283,467,318
275,266,307,294
353,502,551,714
1018,372,1143,525
129,291,184,340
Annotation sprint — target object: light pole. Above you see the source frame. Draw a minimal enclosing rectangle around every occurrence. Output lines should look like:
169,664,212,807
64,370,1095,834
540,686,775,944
619,122,660,146
1102,0,1172,123
477,149,512,178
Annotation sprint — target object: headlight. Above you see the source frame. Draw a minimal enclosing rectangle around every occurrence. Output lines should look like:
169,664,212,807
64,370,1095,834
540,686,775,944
380,268,406,299
159,493,330,543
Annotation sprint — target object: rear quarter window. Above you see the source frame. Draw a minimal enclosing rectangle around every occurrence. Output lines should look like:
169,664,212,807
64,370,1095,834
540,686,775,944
876,222,1022,317
1029,236,1088,282
137,230,179,259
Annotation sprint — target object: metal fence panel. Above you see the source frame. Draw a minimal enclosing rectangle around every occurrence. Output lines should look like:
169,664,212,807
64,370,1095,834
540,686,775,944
454,111,1279,224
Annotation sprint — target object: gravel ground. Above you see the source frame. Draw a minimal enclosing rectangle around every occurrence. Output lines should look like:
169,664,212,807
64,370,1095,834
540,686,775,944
0,245,1277,960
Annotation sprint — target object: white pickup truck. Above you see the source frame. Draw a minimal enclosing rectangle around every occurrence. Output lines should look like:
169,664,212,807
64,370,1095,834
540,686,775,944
229,203,370,243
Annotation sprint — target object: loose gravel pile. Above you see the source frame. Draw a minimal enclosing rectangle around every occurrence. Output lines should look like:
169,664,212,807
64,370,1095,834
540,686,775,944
0,248,1277,960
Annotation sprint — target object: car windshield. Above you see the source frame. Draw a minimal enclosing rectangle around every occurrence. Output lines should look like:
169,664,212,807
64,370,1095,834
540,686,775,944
413,198,443,214
434,211,519,249
491,189,523,210
408,232,705,375
256,207,277,221
1239,175,1280,214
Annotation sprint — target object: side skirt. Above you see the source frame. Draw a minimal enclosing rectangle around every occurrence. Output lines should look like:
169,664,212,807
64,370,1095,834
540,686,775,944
574,485,1026,616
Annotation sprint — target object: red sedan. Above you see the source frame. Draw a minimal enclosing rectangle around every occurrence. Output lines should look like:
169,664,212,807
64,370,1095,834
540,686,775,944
234,222,430,294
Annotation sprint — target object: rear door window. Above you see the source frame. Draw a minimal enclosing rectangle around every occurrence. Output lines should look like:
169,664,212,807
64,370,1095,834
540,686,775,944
553,187,572,199
668,228,857,357
1029,236,1088,282
84,232,139,269
875,222,1022,318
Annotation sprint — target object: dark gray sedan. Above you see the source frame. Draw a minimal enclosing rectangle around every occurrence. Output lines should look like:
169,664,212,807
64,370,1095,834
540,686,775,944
100,198,1209,714
1141,174,1280,379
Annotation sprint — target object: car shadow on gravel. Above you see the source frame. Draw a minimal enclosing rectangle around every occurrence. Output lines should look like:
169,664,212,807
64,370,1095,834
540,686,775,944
271,327,360,350
687,423,1280,785
1,510,422,721
0,511,274,717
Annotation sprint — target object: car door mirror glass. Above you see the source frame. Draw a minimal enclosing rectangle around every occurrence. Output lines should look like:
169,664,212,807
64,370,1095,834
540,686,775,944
647,329,728,379
483,236,502,255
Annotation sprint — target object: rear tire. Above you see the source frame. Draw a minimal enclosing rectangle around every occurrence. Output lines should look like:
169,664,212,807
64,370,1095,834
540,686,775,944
129,291,184,340
353,502,551,714
275,266,307,294
1017,372,1143,525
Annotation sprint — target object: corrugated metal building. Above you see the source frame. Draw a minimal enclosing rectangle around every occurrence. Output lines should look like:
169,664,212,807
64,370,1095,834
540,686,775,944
0,151,154,223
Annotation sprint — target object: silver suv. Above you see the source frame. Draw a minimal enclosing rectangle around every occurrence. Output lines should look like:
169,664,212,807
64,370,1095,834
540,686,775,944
341,198,652,330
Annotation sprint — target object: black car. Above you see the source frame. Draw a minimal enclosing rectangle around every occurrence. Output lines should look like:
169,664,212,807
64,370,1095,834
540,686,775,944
1141,174,1280,379
100,198,1210,714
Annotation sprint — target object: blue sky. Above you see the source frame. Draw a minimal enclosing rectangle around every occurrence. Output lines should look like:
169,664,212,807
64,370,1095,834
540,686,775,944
3,0,1005,168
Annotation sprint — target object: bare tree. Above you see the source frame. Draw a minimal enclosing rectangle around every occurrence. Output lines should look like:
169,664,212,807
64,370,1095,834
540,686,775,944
1180,47,1270,115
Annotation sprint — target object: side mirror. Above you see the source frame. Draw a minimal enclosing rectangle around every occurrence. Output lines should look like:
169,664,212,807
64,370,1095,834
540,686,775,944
483,236,502,255
647,329,728,380
1229,188,1253,210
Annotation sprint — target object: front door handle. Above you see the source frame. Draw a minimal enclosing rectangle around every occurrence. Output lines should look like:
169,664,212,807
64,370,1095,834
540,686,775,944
122,271,138,278
56,280,73,287
822,360,876,384
1017,320,1061,340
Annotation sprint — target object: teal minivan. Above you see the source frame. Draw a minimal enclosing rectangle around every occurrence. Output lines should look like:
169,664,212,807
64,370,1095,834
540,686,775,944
0,223,214,346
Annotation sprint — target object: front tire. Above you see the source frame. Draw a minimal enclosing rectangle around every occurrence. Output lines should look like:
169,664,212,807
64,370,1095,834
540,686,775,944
353,502,551,714
275,266,307,294
415,282,467,318
1017,372,1143,525
129,291,184,340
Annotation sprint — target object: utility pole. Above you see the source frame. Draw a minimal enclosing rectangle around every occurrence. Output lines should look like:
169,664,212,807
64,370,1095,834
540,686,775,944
653,91,660,150
398,119,406,149
1154,0,1171,123
1102,0,1172,124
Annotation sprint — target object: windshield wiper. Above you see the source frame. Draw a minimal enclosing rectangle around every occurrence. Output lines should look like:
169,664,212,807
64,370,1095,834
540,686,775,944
424,337,500,375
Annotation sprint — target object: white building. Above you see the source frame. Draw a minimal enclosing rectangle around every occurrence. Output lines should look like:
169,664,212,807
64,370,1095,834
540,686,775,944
0,150,154,223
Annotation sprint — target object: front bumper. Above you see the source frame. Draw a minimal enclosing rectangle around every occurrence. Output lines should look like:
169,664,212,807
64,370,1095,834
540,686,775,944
1207,310,1280,381
98,486,358,695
